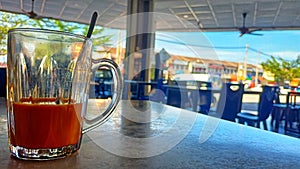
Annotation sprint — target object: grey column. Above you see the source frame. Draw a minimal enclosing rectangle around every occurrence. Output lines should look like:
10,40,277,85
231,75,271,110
123,0,155,100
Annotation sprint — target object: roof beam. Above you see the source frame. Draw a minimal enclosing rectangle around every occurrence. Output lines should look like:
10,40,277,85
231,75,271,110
40,0,46,13
184,1,202,28
272,1,283,26
168,8,188,29
253,2,258,26
206,0,219,27
232,4,236,27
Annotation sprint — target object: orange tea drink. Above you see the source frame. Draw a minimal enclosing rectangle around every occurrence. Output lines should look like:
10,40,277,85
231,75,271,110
9,98,83,149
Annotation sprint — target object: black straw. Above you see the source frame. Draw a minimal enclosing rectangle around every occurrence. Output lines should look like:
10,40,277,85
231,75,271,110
68,11,98,104
86,12,98,38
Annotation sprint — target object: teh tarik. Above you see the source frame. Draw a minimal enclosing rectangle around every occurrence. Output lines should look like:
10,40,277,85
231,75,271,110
9,98,83,149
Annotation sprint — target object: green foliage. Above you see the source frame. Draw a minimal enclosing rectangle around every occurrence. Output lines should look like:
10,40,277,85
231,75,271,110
261,56,300,83
0,11,113,58
30,19,113,59
81,26,113,47
31,18,112,47
0,12,27,55
31,18,80,32
34,42,64,60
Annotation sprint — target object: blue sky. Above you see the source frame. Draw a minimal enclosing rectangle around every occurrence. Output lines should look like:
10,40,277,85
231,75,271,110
106,29,300,65
154,30,300,65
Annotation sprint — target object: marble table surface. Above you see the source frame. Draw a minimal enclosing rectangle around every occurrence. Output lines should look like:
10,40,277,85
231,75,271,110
1,99,300,169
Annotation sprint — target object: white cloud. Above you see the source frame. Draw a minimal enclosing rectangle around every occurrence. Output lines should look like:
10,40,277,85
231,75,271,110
269,51,299,60
214,50,246,62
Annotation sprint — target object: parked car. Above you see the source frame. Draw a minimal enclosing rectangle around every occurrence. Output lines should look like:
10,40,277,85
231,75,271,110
90,67,113,99
283,80,290,89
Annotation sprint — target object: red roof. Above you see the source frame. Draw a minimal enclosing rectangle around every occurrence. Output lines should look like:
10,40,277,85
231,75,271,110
0,63,7,68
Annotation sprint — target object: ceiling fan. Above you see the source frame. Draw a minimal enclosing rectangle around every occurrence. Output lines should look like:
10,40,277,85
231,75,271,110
21,0,42,19
238,13,263,37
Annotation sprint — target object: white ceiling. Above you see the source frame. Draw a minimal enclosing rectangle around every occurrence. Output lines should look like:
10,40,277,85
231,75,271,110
1,0,300,32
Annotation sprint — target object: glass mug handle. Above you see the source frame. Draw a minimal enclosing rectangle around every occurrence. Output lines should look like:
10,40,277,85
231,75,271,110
82,58,123,134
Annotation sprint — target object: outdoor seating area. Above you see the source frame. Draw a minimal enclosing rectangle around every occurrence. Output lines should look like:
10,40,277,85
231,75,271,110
100,79,300,138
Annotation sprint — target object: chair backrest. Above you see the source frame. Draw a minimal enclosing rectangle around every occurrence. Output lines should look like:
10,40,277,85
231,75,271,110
197,89,212,114
287,91,300,107
157,78,166,91
217,82,244,122
165,86,190,108
274,87,282,104
196,82,213,114
285,91,300,133
150,78,166,103
129,81,138,100
175,80,188,87
196,81,212,89
258,85,278,120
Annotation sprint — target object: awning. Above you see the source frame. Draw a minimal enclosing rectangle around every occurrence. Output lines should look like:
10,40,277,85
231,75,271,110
1,0,300,32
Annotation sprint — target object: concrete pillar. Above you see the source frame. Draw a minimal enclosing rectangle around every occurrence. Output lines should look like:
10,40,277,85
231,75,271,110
121,0,155,134
123,0,155,100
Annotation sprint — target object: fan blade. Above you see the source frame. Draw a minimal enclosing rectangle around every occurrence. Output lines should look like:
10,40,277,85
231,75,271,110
239,33,245,37
248,28,263,36
248,28,262,33
239,32,263,37
248,32,263,36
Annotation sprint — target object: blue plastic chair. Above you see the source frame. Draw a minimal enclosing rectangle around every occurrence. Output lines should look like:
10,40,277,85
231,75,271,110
175,80,188,87
271,88,286,131
189,81,213,114
149,78,167,103
165,85,190,109
197,81,213,114
284,92,300,134
237,85,278,130
216,83,244,122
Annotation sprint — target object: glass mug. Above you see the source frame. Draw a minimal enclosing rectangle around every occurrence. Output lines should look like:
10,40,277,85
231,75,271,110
6,28,123,160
